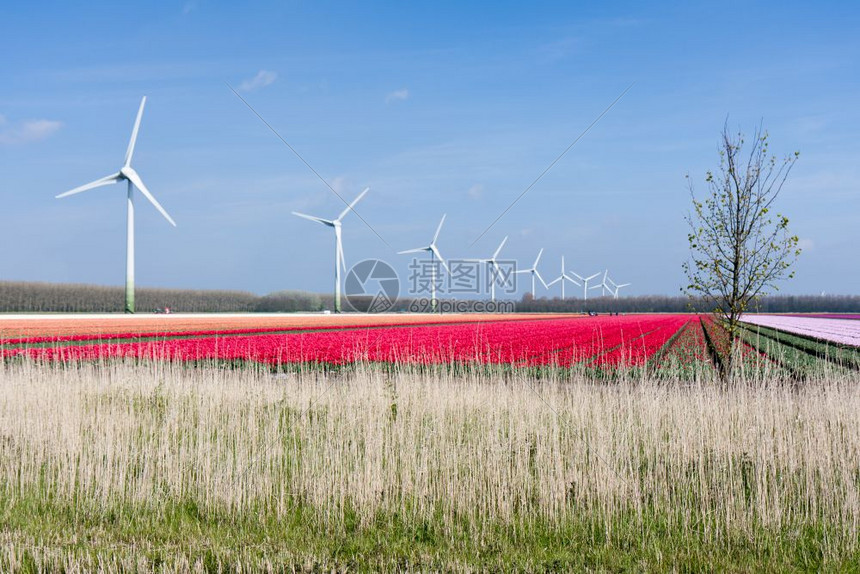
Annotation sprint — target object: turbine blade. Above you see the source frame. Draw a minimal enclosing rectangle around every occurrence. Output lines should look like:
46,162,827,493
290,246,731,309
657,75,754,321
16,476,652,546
432,214,446,244
492,236,508,260
533,248,543,268
124,96,146,167
564,274,582,287
586,273,601,281
336,187,369,222
535,270,548,289
568,271,584,281
293,212,334,226
547,277,561,287
430,245,448,273
125,169,176,226
398,247,428,255
56,173,121,198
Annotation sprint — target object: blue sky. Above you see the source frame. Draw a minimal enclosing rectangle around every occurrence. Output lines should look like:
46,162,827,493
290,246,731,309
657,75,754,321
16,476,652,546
1,1,858,298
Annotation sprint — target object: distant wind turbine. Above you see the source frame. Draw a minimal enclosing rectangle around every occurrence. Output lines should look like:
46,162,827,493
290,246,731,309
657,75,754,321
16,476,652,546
56,96,176,314
292,187,369,313
605,275,631,299
515,249,547,298
399,215,449,312
467,236,508,301
546,256,581,300
568,270,601,301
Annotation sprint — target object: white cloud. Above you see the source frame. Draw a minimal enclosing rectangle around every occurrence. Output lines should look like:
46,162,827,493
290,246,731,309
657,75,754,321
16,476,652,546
385,88,409,104
330,176,349,194
0,117,62,145
797,238,815,253
182,1,196,14
238,70,278,92
467,184,483,199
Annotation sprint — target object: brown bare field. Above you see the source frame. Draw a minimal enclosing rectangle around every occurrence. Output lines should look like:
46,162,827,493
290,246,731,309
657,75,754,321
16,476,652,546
0,312,572,339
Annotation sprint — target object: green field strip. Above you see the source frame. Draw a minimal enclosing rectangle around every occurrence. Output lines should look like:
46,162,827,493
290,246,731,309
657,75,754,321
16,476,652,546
645,321,692,369
701,319,788,378
736,325,843,379
739,322,860,371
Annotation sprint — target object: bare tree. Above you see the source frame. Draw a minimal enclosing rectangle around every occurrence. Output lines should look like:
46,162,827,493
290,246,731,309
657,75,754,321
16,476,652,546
684,123,801,376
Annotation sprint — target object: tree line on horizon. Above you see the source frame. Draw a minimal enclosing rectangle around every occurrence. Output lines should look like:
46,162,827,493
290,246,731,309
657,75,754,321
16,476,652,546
1,281,858,314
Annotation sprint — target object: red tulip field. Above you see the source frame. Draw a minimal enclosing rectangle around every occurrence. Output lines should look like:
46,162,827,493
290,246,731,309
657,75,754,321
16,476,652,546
1,313,701,369
3,312,858,375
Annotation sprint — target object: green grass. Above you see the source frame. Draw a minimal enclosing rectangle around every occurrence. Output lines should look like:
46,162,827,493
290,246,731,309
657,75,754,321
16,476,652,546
1,491,856,572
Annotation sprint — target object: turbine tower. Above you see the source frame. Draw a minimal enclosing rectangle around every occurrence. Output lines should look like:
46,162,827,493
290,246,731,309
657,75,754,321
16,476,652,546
467,236,508,301
398,215,449,313
546,256,581,300
292,187,369,313
568,270,601,301
515,249,547,298
56,97,176,314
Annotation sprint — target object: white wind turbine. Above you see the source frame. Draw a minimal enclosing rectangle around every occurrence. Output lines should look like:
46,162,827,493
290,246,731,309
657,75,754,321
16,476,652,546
515,249,547,298
398,214,449,312
292,187,369,313
467,236,508,301
56,96,176,314
598,269,611,297
568,270,602,301
546,256,581,300
605,275,631,299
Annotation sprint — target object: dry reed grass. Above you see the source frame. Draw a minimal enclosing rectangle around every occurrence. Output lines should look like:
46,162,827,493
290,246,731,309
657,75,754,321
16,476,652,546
0,359,858,570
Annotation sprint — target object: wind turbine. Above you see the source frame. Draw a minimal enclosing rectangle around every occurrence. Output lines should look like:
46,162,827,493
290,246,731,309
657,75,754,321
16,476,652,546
546,256,581,300
599,269,610,297
398,215,449,312
56,96,176,314
605,275,631,299
292,187,369,313
467,236,508,301
568,270,601,301
515,249,547,298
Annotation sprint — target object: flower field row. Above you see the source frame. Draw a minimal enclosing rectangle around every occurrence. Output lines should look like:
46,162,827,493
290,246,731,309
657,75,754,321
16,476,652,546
741,315,860,347
787,314,860,321
3,314,696,368
590,315,692,366
0,313,560,344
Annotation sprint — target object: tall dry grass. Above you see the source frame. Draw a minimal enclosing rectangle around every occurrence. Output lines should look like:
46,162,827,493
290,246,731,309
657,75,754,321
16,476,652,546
0,359,858,569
